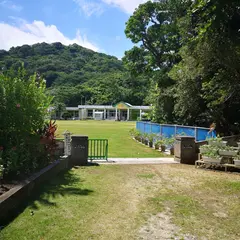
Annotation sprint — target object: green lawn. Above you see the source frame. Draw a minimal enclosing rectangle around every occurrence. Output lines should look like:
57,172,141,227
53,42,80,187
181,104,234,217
56,120,165,158
1,165,240,240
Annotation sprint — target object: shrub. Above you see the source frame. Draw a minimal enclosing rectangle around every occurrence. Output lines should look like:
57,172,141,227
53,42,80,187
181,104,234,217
0,68,53,179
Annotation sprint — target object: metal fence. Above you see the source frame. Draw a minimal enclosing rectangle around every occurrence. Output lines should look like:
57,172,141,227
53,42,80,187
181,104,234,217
136,122,216,141
88,139,108,161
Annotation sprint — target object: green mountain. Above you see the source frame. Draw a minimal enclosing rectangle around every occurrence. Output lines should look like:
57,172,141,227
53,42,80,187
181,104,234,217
0,42,149,106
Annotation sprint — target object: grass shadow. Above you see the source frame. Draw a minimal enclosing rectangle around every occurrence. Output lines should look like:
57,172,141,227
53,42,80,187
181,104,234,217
29,169,93,210
1,169,93,228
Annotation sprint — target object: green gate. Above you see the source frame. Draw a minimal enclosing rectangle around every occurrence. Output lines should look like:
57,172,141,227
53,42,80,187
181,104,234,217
88,139,108,161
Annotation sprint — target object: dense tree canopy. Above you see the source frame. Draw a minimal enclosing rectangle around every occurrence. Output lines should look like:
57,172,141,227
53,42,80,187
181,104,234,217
124,0,240,135
123,0,192,123
0,42,150,107
171,0,240,134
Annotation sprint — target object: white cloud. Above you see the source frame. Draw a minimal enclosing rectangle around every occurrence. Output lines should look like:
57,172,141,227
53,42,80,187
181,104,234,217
0,0,23,12
102,0,147,14
0,19,99,51
73,0,104,17
73,0,148,16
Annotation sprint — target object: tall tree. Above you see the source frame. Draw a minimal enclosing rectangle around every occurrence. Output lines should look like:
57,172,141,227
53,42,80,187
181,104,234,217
171,0,240,134
123,0,192,123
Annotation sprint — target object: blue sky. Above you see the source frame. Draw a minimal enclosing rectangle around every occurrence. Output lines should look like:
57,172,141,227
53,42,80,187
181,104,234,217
0,0,147,59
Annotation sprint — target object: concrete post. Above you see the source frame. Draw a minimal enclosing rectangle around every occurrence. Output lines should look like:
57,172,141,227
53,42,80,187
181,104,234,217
104,109,106,120
93,109,95,119
71,135,88,166
127,109,130,121
79,110,82,120
82,109,85,120
63,130,71,156
115,108,118,120
140,109,142,120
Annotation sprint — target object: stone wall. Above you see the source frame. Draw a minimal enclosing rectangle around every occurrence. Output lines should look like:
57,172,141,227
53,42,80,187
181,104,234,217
0,156,69,225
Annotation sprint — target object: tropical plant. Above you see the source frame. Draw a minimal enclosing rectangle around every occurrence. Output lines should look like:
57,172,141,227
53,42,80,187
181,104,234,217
38,120,58,160
146,133,156,148
135,131,142,142
166,136,176,147
141,133,149,145
154,140,161,150
148,133,156,144
0,68,53,179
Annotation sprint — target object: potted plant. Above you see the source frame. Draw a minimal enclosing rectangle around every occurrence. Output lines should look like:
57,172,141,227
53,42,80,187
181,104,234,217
141,133,145,144
154,140,160,150
218,146,238,157
167,136,175,155
148,134,156,148
234,155,240,166
132,129,141,142
158,138,166,152
202,146,221,164
208,136,227,147
199,144,210,154
142,133,149,145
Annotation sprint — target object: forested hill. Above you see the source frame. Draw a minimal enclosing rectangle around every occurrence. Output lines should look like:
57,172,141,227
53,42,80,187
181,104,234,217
0,42,149,107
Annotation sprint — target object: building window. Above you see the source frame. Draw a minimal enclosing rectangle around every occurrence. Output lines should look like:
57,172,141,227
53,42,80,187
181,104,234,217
109,110,115,117
88,110,93,117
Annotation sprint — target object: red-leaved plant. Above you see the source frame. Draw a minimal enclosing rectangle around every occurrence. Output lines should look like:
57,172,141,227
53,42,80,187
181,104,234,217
39,120,58,161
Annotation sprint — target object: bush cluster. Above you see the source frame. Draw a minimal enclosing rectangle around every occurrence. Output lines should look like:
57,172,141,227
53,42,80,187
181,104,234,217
0,69,53,179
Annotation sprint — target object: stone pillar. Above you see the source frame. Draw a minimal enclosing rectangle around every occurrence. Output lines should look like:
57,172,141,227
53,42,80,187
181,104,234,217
78,110,81,120
140,109,142,120
127,109,130,121
63,130,71,156
104,109,106,120
71,135,88,166
115,108,118,120
81,109,85,120
93,109,95,119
